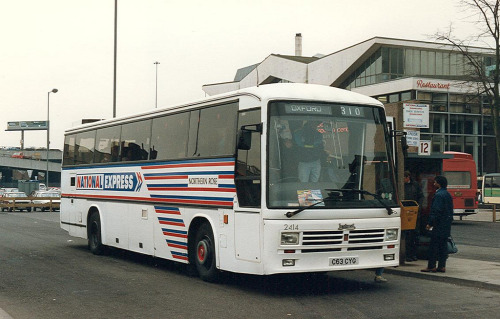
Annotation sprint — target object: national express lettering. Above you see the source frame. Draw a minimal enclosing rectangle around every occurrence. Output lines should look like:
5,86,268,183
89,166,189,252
76,173,142,192
77,174,103,189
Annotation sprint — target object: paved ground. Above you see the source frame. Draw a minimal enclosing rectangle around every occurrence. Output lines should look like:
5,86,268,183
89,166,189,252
388,208,500,291
456,207,500,223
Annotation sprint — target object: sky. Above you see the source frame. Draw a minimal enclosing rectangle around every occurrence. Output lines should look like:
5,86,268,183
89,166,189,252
0,0,481,150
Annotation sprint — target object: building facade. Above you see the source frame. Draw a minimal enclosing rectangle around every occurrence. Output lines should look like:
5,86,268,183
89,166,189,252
202,37,498,174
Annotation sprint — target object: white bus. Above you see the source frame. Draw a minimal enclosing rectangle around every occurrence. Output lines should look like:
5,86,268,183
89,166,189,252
60,83,400,282
479,173,500,204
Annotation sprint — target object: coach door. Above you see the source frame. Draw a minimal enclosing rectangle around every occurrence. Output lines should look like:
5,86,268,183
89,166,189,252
234,109,262,262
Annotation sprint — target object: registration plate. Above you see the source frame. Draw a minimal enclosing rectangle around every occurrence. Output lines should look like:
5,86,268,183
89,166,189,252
329,256,359,266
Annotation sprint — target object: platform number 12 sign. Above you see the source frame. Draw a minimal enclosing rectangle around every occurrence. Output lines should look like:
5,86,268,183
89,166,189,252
418,140,431,156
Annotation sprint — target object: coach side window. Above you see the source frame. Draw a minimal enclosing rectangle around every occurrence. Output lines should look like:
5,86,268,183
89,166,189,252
193,103,238,157
94,126,121,163
120,120,152,162
151,112,189,160
74,131,96,165
63,134,76,166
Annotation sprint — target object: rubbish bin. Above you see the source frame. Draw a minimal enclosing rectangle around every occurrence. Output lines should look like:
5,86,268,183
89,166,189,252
400,200,419,230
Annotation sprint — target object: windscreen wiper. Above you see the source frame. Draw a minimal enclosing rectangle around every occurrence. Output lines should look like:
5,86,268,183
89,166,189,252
285,198,327,218
285,188,395,218
325,188,395,215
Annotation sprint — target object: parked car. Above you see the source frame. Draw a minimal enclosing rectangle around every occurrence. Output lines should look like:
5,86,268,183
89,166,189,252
11,152,31,159
1,192,31,212
31,191,61,211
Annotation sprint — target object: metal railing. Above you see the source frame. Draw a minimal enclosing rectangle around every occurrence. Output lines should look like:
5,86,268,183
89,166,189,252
0,196,60,212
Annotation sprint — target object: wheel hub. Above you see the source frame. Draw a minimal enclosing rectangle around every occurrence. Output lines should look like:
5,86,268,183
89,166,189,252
197,240,209,264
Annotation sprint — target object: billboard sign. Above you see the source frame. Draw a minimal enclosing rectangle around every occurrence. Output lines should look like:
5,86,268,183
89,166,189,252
403,103,429,128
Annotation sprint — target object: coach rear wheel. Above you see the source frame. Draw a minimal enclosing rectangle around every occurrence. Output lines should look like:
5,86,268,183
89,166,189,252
193,223,219,282
88,213,105,255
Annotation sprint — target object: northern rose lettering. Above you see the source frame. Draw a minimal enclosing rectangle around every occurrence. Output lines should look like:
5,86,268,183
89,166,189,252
417,80,450,89
188,177,218,185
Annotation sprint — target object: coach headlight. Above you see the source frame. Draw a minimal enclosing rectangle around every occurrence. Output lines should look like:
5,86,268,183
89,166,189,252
281,232,299,245
385,229,398,241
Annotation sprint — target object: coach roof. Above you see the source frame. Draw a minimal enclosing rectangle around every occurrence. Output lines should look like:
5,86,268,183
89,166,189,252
65,83,383,134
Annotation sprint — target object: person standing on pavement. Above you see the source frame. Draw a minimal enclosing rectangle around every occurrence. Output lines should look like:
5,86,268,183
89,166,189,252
374,267,387,283
421,175,453,273
404,171,423,262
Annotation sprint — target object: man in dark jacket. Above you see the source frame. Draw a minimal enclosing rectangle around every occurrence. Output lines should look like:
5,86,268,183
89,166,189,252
421,175,454,273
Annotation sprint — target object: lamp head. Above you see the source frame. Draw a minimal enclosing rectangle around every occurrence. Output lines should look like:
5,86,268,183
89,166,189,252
51,88,58,93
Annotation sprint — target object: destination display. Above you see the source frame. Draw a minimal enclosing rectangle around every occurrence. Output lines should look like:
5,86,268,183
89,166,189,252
6,121,48,131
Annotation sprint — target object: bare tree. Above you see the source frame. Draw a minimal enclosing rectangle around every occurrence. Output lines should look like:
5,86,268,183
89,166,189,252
435,0,500,167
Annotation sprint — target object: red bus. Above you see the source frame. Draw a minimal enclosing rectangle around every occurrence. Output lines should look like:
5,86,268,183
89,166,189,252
442,152,478,218
406,151,478,225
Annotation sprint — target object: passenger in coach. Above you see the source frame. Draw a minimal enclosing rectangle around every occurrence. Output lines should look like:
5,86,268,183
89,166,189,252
293,121,324,182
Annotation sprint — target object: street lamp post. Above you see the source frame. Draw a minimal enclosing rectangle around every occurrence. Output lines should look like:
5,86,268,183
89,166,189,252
46,88,58,187
154,61,160,108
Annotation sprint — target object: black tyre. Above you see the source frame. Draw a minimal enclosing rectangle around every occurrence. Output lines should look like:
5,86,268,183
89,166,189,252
88,213,105,255
192,223,219,282
27,207,31,212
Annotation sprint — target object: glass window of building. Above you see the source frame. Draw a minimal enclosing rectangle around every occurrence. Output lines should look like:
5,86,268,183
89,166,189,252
450,114,465,134
442,52,450,75
449,136,464,152
465,136,478,159
466,95,481,114
436,51,443,74
431,135,444,153
464,116,478,134
405,49,414,75
401,91,412,101
388,93,399,103
449,94,465,113
483,98,492,115
428,51,436,75
430,114,448,133
421,50,429,75
483,137,498,173
432,93,448,112
417,91,431,102
382,47,389,73
483,117,494,135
